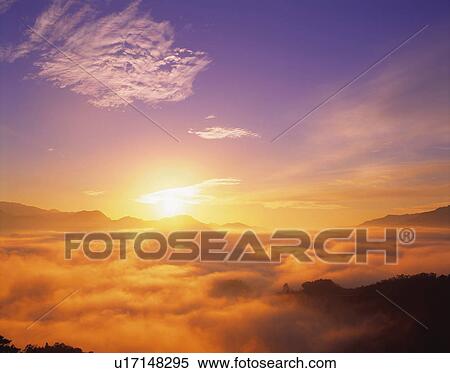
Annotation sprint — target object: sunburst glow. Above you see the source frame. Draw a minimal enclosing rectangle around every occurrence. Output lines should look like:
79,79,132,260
136,178,240,217
137,186,198,217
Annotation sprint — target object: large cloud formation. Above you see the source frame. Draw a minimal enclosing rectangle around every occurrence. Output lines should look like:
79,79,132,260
0,0,210,107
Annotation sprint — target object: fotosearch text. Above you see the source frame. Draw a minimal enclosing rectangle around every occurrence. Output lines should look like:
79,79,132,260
65,228,415,264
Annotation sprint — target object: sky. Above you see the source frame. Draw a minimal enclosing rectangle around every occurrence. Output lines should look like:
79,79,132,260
0,0,449,228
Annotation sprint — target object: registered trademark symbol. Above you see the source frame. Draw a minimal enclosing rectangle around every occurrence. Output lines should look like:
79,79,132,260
398,228,415,244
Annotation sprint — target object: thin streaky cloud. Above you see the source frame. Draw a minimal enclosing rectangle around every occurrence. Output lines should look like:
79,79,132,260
83,190,105,196
188,127,260,140
271,24,429,143
261,200,345,210
137,178,240,205
205,114,217,120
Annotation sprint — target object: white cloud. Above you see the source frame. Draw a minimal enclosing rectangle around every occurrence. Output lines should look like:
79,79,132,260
204,114,216,120
0,0,210,108
83,190,105,196
188,127,260,140
137,178,240,205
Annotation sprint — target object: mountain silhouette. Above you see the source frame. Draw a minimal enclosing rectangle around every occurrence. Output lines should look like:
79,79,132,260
361,205,449,228
2,201,449,232
0,201,245,231
282,273,450,352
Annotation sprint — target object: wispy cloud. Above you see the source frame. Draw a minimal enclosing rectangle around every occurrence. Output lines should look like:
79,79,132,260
204,114,216,120
188,127,260,140
83,190,105,197
261,200,345,210
0,0,210,108
0,0,16,15
137,178,240,205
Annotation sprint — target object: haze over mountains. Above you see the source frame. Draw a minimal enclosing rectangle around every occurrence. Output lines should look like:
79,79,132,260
0,201,448,231
0,201,252,231
361,205,450,228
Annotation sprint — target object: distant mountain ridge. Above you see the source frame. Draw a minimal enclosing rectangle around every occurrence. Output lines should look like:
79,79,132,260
360,205,449,228
0,201,251,232
1,201,448,232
